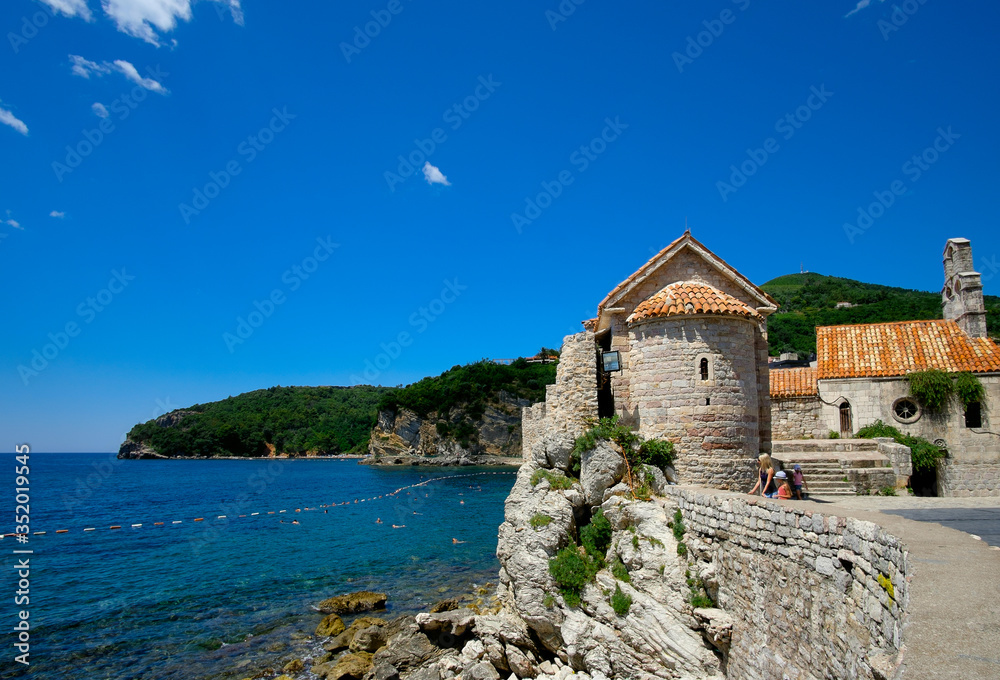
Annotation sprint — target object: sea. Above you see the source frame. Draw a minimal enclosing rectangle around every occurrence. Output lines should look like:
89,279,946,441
0,453,517,680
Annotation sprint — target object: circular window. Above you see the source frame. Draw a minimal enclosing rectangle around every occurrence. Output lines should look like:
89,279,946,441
892,397,921,424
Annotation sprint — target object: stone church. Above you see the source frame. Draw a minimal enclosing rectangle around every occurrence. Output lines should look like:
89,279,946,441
523,231,777,489
770,238,1000,496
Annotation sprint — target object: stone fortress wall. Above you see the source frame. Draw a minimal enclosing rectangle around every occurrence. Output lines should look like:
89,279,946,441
521,331,598,462
667,486,908,680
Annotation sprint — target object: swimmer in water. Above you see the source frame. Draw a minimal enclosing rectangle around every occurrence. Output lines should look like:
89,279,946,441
376,518,382,524
392,524,405,529
452,538,466,544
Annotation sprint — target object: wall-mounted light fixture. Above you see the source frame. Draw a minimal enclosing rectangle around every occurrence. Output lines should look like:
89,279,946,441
601,351,621,372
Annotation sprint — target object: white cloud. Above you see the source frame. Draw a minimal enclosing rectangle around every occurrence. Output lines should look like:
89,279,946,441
845,0,884,18
4,219,23,230
422,162,451,187
92,102,110,118
70,54,111,78
50,211,66,218
112,59,167,93
101,0,244,45
70,55,168,94
39,0,94,20
0,105,28,136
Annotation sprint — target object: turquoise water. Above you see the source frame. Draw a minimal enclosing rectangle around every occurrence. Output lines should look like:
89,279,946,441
0,453,516,680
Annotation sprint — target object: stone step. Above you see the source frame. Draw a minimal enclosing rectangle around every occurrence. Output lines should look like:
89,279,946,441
772,439,880,454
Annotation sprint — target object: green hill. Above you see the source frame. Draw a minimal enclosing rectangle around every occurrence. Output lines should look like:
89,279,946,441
763,273,1000,357
121,359,558,458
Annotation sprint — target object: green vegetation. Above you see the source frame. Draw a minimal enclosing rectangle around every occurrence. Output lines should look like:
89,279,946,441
548,545,599,608
676,542,688,557
125,385,390,458
529,514,553,529
672,509,685,542
610,584,632,617
856,419,945,472
761,273,1000,356
530,469,575,490
377,359,556,448
954,371,987,408
877,486,898,497
829,430,840,440
378,359,556,419
572,417,675,498
907,369,957,411
610,556,630,583
906,370,986,411
543,594,556,608
686,574,713,609
580,510,612,561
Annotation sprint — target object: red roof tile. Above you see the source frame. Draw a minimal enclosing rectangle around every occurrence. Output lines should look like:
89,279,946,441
770,367,818,398
817,320,1000,379
627,281,762,324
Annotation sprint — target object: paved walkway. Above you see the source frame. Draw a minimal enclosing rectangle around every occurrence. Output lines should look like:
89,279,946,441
788,494,1000,679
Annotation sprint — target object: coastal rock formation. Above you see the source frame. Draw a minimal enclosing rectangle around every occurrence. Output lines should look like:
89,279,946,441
319,591,388,615
364,395,530,466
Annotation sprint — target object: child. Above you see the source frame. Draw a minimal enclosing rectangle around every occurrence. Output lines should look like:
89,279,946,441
792,464,808,500
749,454,776,498
775,471,792,500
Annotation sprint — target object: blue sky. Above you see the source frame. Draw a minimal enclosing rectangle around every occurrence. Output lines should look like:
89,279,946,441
2,0,999,452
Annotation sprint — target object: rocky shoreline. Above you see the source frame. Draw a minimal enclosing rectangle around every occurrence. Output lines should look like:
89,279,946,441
220,431,729,680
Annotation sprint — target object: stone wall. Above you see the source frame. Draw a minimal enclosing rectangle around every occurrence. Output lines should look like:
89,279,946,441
819,375,1000,496
520,331,598,462
771,397,825,440
937,459,1000,497
665,487,908,680
629,315,760,489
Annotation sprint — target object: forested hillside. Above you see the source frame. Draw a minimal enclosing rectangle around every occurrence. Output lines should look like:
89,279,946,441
121,359,558,459
763,273,1000,356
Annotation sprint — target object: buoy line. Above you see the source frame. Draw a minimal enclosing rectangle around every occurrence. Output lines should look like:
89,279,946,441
5,471,517,539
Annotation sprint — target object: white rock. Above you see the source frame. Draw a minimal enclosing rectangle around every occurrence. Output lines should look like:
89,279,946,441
463,639,486,660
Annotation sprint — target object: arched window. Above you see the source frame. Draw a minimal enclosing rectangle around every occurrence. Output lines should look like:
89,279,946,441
699,358,709,381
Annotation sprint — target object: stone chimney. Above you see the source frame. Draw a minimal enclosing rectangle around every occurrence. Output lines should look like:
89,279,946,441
942,238,987,338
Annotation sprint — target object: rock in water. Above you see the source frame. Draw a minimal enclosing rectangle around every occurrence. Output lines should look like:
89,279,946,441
327,652,373,680
318,591,388,614
316,613,346,637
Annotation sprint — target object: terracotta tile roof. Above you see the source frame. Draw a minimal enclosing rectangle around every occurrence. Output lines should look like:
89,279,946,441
627,281,762,324
817,320,1000,379
582,318,597,331
770,367,818,398
598,232,778,318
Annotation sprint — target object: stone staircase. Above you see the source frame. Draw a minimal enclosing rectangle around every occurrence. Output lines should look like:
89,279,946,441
771,439,899,497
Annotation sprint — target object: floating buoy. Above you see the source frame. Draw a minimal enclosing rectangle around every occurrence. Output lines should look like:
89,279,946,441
193,518,204,522
56,530,68,534
84,528,95,532
110,526,121,530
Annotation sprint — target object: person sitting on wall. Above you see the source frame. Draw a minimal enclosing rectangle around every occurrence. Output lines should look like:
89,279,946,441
791,464,808,500
749,454,776,498
774,471,793,500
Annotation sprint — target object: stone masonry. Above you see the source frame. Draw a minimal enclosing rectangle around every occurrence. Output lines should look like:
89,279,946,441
667,487,908,680
772,396,825,440
629,315,761,490
521,331,598,462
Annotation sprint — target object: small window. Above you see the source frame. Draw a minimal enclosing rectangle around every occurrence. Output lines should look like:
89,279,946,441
705,398,711,406
966,402,983,429
700,358,709,381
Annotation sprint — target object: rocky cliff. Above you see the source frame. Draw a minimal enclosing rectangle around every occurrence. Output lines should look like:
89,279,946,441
334,435,727,680
364,394,531,466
